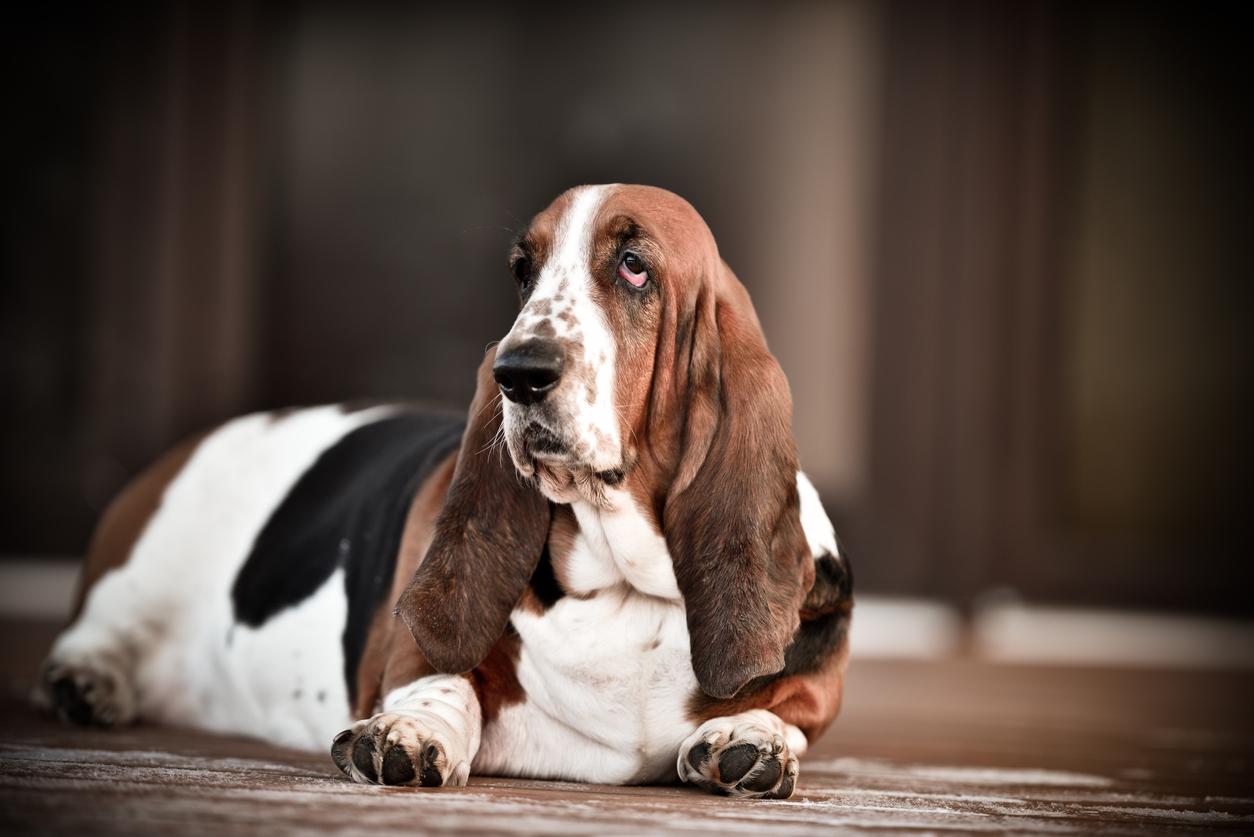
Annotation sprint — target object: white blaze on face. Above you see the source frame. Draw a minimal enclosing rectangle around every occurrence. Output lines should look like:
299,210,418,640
501,185,623,481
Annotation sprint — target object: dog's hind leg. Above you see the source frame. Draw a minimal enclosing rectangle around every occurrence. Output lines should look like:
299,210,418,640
34,436,203,727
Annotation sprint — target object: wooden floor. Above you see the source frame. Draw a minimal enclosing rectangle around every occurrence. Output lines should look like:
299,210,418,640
2,619,1252,835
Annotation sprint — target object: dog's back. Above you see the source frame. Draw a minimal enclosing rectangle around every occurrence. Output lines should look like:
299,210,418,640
43,405,458,749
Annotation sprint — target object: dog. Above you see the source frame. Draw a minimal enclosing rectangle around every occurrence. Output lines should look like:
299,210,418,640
37,184,852,799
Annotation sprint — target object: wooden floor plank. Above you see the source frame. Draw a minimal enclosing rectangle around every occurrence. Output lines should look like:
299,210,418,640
2,620,1252,834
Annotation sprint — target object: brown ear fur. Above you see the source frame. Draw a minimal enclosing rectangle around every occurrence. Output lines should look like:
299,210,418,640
394,348,550,673
664,268,810,700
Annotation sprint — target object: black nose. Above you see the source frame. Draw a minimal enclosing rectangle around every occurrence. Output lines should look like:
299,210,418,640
493,341,565,405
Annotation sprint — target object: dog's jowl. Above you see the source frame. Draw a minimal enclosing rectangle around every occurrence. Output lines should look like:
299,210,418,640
39,185,853,799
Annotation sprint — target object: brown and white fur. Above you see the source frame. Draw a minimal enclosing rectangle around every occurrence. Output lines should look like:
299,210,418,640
37,185,852,799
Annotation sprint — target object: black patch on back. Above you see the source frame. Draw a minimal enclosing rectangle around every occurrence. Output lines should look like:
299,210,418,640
231,411,464,703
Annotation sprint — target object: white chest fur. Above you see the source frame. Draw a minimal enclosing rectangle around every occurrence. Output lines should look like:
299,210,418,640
475,590,697,784
474,489,696,783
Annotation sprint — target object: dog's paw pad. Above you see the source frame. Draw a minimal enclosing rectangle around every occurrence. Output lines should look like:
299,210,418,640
381,743,416,785
716,742,760,783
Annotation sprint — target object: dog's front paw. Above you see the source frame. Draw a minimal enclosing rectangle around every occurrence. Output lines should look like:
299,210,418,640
331,712,469,788
678,713,800,799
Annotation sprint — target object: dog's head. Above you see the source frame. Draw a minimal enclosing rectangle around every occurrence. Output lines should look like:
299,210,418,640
398,185,812,699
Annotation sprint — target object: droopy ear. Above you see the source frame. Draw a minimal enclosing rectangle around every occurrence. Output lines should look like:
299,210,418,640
664,274,811,700
395,347,550,673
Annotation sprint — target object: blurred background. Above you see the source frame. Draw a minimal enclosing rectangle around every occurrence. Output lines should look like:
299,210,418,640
4,1,1251,656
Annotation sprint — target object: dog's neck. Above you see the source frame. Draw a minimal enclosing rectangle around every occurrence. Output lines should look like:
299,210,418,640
550,489,682,602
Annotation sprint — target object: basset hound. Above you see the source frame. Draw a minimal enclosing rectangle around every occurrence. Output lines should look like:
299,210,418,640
37,185,852,799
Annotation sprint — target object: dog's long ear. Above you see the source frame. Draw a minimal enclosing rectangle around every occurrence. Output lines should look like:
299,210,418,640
395,348,550,673
664,269,811,700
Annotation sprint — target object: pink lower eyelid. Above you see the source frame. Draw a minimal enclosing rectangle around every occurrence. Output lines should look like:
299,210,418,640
618,264,648,287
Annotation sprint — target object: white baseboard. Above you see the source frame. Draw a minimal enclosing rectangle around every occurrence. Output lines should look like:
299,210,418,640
847,596,964,659
971,602,1254,669
0,558,80,620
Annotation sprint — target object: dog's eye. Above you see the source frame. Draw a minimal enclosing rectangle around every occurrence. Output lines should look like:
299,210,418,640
511,256,532,287
617,252,649,288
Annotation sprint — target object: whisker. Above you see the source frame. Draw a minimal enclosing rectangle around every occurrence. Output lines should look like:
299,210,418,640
472,390,501,423
477,412,509,459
